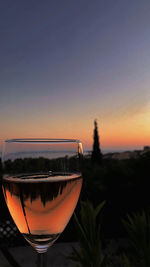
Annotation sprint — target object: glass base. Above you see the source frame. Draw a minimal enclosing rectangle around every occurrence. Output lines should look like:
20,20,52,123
23,233,60,253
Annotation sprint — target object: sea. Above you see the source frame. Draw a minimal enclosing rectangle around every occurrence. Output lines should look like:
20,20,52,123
0,147,142,160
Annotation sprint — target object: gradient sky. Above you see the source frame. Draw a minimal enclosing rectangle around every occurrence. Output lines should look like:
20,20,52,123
0,0,150,151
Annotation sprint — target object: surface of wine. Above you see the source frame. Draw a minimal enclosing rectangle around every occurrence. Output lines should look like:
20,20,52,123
2,173,82,252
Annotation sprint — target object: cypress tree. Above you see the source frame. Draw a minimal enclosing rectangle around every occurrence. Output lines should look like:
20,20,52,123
91,120,102,164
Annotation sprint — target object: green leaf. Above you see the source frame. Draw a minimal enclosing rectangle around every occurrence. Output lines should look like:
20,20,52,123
122,210,150,266
94,201,105,217
74,212,92,256
68,200,107,267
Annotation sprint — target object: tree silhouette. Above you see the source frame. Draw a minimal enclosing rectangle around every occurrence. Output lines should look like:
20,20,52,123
91,120,102,164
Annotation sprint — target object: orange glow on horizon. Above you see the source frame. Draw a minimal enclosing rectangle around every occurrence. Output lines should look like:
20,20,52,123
1,105,149,151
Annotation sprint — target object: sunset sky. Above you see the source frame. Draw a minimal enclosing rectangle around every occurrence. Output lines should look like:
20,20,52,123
0,0,150,152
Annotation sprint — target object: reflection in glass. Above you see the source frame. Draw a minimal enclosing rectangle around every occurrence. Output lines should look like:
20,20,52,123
2,139,83,266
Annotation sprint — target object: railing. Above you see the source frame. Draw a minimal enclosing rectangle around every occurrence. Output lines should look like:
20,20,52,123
0,219,26,267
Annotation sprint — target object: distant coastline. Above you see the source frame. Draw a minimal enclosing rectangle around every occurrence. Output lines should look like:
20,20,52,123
84,145,150,160
1,146,149,160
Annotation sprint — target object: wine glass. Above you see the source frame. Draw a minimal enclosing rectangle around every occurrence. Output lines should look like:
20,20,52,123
2,139,83,267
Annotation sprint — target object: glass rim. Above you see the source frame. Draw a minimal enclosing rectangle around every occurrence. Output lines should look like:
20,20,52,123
5,138,82,144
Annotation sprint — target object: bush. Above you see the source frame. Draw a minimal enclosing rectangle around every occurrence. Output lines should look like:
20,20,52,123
122,209,150,266
68,200,108,267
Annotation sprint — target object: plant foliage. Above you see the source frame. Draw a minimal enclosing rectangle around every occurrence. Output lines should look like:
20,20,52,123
122,210,150,267
91,120,102,164
68,200,108,267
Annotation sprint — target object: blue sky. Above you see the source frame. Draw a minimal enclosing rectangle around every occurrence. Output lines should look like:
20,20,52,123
0,0,150,150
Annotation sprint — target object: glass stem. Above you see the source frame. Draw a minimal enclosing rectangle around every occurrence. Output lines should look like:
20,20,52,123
37,253,47,267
